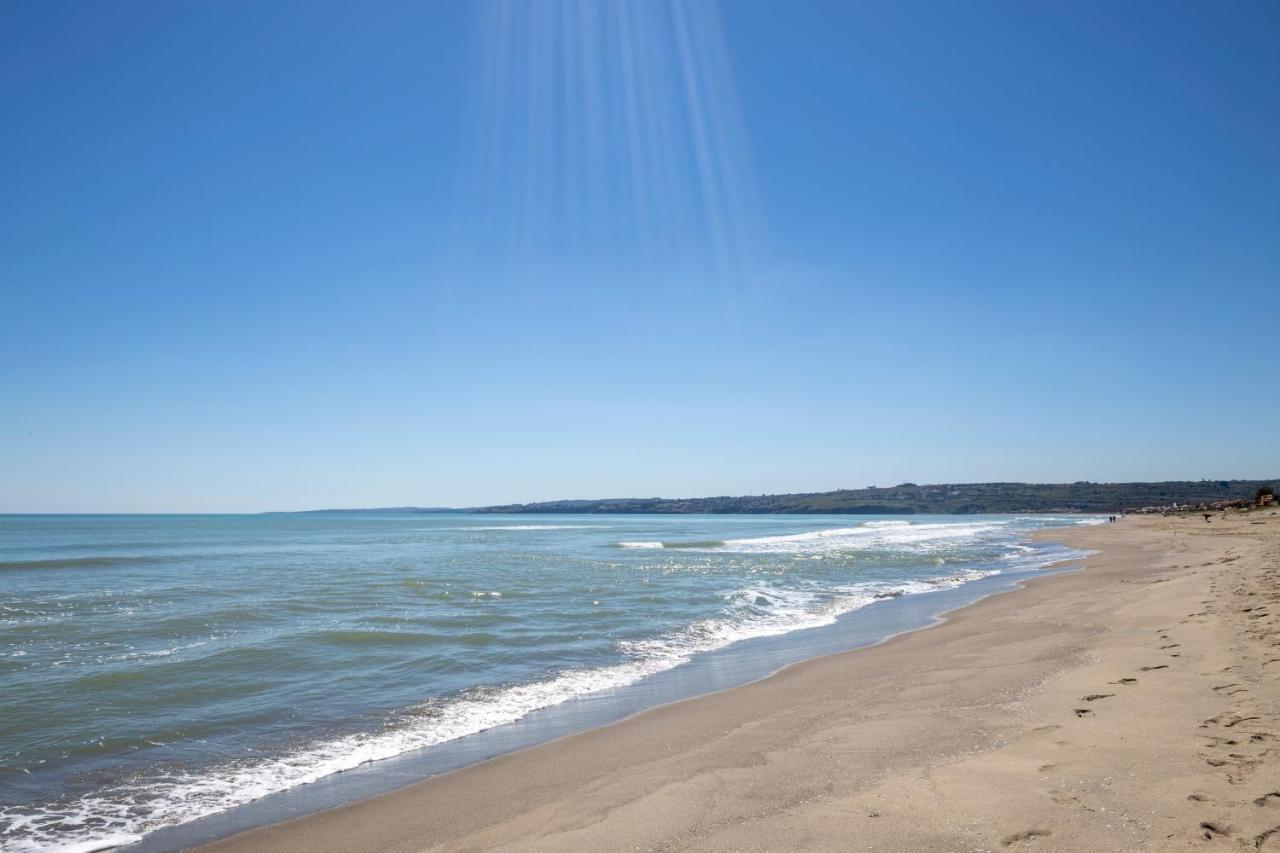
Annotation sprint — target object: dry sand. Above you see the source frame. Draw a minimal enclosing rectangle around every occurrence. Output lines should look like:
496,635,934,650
199,513,1280,852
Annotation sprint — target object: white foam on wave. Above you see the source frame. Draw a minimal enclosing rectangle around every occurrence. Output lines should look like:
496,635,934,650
457,525,607,531
4,522,1092,852
3,556,1020,852
724,520,1007,553
620,569,994,663
618,519,1008,553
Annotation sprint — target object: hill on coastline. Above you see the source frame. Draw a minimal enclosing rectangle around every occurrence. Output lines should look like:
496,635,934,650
470,479,1276,515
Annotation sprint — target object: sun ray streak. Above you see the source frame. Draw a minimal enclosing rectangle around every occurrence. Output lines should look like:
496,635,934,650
455,0,765,292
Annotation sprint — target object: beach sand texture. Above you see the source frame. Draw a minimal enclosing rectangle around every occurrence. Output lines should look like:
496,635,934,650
198,513,1280,852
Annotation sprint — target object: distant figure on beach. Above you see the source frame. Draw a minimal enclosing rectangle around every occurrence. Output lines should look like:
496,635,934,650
1203,513,1212,522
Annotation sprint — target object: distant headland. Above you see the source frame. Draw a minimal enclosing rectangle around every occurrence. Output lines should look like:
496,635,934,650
288,479,1277,516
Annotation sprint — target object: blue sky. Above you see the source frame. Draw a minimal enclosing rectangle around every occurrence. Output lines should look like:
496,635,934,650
3,1,1278,513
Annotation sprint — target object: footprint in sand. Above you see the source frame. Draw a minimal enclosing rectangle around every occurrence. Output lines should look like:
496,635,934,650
1081,694,1114,702
1139,665,1169,671
1074,709,1093,717
1223,716,1263,728
1110,677,1138,685
1001,828,1052,846
1254,827,1280,849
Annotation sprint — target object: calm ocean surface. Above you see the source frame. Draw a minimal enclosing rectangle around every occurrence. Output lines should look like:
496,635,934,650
0,512,1099,851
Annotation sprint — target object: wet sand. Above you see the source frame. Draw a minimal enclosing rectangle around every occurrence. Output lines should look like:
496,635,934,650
198,513,1280,852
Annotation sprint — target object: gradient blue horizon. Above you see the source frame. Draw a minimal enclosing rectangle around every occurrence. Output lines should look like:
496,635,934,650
3,1,1278,513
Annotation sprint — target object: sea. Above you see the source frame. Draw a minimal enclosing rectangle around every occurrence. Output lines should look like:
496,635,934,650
0,512,1100,852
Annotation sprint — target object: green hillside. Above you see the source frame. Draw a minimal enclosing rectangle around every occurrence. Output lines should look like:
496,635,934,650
473,479,1276,515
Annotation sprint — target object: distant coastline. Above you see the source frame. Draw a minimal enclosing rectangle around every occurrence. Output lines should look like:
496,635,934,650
284,479,1276,516
279,507,460,514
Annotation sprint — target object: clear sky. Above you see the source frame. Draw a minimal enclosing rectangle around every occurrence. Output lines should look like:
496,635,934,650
3,1,1278,513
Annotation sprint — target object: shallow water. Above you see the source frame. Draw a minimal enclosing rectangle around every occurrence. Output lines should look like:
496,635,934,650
0,512,1099,851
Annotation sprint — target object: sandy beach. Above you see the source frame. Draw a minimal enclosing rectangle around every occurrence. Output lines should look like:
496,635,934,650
197,513,1280,852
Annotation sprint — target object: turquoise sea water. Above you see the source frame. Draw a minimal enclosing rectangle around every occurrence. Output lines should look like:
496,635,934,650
0,513,1098,851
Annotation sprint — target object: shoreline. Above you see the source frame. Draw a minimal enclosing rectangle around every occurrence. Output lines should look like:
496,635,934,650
191,513,1280,851
117,524,1089,853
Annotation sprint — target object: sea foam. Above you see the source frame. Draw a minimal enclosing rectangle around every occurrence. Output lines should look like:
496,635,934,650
1,514,1100,851
617,518,1006,553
